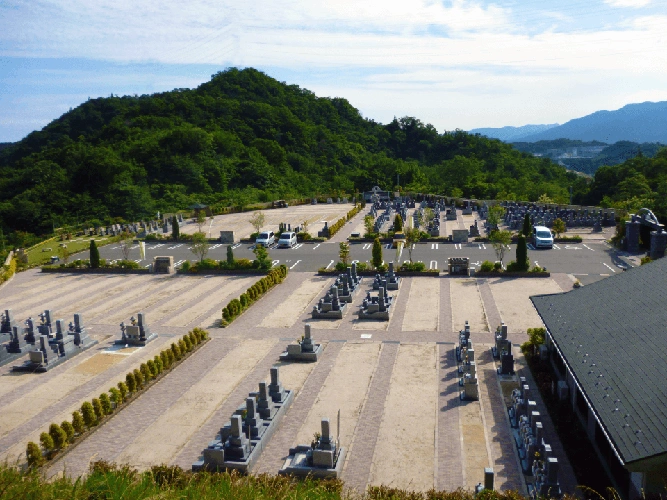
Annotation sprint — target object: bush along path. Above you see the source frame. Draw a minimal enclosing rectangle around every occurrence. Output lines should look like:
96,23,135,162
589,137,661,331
221,265,288,327
25,328,210,469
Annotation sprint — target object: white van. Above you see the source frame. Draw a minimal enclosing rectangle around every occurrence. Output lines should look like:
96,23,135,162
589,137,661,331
278,232,297,248
255,231,275,247
533,226,554,249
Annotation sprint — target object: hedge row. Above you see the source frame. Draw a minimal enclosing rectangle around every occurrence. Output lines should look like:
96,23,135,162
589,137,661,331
0,257,16,286
25,328,209,468
327,204,362,238
221,265,288,327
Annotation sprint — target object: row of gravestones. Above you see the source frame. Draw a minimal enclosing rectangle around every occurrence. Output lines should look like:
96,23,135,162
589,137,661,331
82,214,186,238
195,330,344,477
0,309,97,372
503,203,616,230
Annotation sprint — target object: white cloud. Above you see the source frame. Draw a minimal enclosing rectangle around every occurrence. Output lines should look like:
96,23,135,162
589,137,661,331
604,0,652,7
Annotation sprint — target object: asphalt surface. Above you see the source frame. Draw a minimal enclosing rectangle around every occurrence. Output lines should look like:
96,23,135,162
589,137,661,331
85,238,632,285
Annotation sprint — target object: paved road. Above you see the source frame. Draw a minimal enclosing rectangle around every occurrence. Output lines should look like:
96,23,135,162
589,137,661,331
83,239,632,284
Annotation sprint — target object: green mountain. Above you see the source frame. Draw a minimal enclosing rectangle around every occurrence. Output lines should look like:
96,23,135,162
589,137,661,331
0,68,584,237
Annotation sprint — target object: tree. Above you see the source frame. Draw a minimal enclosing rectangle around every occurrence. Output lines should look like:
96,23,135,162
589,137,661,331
226,245,234,265
404,226,421,263
133,368,144,389
172,215,179,240
522,214,531,237
49,423,68,450
552,218,566,238
489,230,512,266
119,237,132,261
92,398,103,421
89,239,100,268
190,232,209,262
125,372,136,393
487,205,505,229
253,244,271,269
516,234,529,272
99,393,112,415
26,441,44,468
393,214,403,232
59,244,70,264
339,241,350,266
196,210,207,233
371,237,383,270
71,411,85,434
117,381,128,401
249,211,265,235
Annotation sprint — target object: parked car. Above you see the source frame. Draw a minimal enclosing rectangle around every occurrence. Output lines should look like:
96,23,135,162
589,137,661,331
278,231,297,248
533,225,554,249
255,231,275,247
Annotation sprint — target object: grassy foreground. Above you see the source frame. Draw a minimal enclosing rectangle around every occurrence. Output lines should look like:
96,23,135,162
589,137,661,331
0,462,567,500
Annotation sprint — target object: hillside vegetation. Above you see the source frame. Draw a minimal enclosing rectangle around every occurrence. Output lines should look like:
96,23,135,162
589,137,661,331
0,68,583,240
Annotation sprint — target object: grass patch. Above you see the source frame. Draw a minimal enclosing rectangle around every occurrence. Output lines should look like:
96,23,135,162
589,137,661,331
26,237,115,266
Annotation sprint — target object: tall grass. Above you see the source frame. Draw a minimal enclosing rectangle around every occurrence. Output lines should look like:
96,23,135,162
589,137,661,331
0,461,580,500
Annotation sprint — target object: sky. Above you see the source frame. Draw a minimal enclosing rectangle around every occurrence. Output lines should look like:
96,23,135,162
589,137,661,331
1,0,667,142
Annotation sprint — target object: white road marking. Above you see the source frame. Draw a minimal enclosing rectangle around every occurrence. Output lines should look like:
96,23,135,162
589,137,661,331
430,260,438,270
290,260,301,270
527,244,536,250
209,244,221,250
564,245,581,250
385,244,391,249
130,245,139,250
134,259,142,263
326,260,335,269
482,243,486,250
312,244,320,250
534,260,539,267
602,262,616,273
271,259,280,267
174,260,185,268
553,244,561,250
231,243,242,249
168,244,183,250
363,243,372,250
431,243,438,250
293,243,303,249
583,244,594,252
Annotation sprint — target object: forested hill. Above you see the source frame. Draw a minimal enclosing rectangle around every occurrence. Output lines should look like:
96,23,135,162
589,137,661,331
0,68,583,236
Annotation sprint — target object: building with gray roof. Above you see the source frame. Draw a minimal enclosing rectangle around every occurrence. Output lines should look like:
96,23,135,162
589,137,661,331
532,260,667,497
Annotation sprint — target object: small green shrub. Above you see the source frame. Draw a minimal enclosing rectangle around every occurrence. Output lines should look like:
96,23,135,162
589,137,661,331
71,411,85,434
26,441,44,468
125,373,137,393
117,382,128,401
182,335,192,352
39,432,54,454
81,402,97,428
49,423,68,450
493,261,502,271
480,260,494,272
60,421,75,443
140,363,151,382
91,398,104,421
171,342,182,361
109,387,121,407
133,369,144,390
99,393,112,415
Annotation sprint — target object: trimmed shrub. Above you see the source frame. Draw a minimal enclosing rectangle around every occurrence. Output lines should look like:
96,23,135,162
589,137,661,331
171,342,182,361
60,421,75,443
182,335,192,352
133,369,144,390
177,339,187,356
516,234,529,271
140,363,151,382
146,359,156,378
109,387,121,407
49,423,68,450
89,240,100,269
39,432,54,454
188,331,197,346
26,441,44,468
99,393,112,415
125,372,137,393
118,382,128,401
81,402,97,428
493,261,502,271
166,349,174,367
154,355,163,374
71,411,85,434
480,260,494,272
160,350,169,369
91,398,103,421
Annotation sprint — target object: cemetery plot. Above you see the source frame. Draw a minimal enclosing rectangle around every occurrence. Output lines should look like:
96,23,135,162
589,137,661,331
179,204,353,238
114,339,276,469
401,278,440,331
294,342,381,450
450,279,489,332
369,343,438,492
259,277,330,328
488,278,562,334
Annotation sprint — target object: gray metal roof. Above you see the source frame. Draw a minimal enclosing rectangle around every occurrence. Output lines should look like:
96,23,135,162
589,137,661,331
531,260,667,465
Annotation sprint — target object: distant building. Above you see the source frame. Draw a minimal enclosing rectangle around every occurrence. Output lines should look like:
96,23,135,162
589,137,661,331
532,262,667,497
363,186,390,202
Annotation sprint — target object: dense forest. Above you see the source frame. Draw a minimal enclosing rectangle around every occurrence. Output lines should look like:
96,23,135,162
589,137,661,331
0,67,665,243
0,68,586,239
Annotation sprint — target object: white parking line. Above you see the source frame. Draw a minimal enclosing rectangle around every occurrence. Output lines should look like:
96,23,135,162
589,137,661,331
431,243,438,250
134,259,142,263
290,260,301,269
602,262,617,273
505,244,511,250
326,260,335,269
293,243,303,250
271,259,280,267
168,244,183,250
553,244,561,250
430,260,438,270
174,260,185,268
534,260,539,267
454,243,462,250
583,244,595,252
209,244,221,250
130,245,139,249
313,244,320,250
231,243,242,249
385,244,391,249
363,243,372,250
527,244,536,250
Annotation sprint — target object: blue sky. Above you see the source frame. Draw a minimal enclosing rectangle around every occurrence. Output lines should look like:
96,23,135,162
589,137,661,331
1,0,667,142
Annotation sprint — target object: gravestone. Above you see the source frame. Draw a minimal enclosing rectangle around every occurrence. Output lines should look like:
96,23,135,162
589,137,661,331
452,229,468,243
0,309,17,334
312,285,347,319
117,312,158,346
448,257,469,276
280,324,323,362
359,285,392,320
220,231,235,244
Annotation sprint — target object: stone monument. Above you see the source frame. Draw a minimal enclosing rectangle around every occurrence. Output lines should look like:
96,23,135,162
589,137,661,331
116,313,158,346
280,324,323,362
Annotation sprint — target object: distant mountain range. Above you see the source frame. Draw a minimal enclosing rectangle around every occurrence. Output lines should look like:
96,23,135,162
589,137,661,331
469,124,559,142
470,101,667,143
